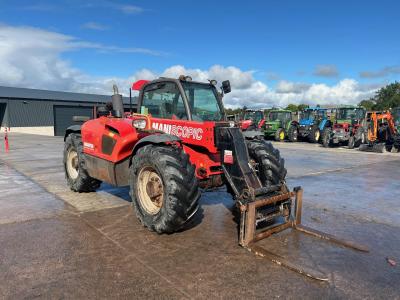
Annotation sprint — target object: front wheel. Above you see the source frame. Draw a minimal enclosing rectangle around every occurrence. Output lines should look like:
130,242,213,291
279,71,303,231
348,136,355,149
355,128,365,147
309,127,321,143
246,140,287,188
275,128,285,142
322,128,331,148
130,145,200,233
287,125,298,142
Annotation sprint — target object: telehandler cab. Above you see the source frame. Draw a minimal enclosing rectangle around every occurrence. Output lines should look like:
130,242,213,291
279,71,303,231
64,76,367,281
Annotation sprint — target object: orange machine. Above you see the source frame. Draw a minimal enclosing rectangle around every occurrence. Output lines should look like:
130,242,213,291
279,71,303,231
360,111,400,153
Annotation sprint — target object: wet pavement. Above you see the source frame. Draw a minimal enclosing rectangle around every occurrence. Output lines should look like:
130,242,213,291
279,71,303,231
0,133,399,299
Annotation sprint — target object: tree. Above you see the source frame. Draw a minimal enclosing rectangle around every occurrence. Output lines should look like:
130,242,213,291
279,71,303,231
298,104,309,111
285,104,299,112
359,99,375,111
359,82,400,110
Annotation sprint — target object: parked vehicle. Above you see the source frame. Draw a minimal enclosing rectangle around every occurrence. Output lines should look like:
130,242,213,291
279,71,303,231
239,109,265,131
293,107,331,143
263,109,298,142
359,111,400,153
322,106,367,148
62,77,368,281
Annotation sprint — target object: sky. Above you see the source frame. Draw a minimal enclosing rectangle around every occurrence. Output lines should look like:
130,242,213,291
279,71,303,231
0,0,399,108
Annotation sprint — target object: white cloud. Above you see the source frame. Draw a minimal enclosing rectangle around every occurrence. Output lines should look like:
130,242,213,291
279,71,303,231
81,22,109,31
117,5,143,14
276,81,311,94
0,24,381,108
0,24,164,92
313,64,339,77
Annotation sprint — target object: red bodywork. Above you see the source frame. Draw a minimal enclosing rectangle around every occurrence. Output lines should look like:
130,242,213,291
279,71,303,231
81,114,224,183
239,119,265,131
332,122,361,136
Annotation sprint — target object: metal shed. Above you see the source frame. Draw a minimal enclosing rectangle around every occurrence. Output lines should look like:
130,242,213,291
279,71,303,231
0,86,136,136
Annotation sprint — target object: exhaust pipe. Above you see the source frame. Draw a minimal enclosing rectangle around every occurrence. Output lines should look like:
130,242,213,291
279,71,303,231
111,84,124,118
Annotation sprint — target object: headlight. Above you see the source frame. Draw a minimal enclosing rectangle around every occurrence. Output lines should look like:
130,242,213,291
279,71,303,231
133,119,147,129
229,121,235,127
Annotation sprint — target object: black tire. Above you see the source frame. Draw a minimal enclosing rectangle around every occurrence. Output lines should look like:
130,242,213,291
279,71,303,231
130,144,200,233
246,140,287,188
274,128,285,142
247,124,257,131
372,143,387,153
348,136,355,149
287,125,298,142
63,133,102,192
355,128,365,147
309,127,320,143
322,128,331,148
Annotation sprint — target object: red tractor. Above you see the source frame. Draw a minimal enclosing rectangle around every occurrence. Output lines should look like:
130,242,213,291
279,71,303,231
63,76,367,280
322,106,367,149
239,109,265,131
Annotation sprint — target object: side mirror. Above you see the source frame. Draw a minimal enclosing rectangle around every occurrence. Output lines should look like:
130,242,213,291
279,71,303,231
222,80,231,94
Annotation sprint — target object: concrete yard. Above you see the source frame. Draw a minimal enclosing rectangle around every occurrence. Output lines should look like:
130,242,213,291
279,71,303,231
0,133,399,299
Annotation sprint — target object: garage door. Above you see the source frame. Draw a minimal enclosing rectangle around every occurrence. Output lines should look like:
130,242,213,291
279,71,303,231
0,104,6,127
54,105,93,136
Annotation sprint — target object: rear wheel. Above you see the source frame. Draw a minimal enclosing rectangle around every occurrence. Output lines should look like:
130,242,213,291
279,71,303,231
63,133,101,192
355,128,365,147
287,125,298,142
247,124,256,131
274,128,285,142
130,145,200,233
322,128,331,148
348,136,355,149
246,140,287,188
309,127,320,143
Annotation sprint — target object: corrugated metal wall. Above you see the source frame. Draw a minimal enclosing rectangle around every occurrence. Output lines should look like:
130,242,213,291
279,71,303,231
0,98,96,127
0,95,137,130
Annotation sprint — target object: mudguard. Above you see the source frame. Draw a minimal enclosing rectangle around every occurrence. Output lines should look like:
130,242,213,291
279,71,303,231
319,119,329,131
242,130,264,140
288,120,298,130
64,125,82,141
131,133,181,155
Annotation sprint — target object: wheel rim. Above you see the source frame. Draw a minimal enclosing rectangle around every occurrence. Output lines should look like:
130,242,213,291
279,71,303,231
279,131,285,140
66,149,79,179
315,130,320,141
293,130,298,141
137,166,164,215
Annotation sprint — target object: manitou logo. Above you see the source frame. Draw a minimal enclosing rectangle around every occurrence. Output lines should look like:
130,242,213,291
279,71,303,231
152,122,203,141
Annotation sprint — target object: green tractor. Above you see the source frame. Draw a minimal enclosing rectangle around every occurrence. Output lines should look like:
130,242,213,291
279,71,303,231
263,109,298,142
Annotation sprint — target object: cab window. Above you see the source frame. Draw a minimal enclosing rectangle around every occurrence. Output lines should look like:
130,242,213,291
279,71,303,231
142,82,187,119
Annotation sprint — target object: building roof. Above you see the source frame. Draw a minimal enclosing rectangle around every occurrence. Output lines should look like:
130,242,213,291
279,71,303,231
0,85,136,104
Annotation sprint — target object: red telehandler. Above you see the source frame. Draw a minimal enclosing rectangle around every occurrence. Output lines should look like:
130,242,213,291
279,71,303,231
64,76,367,281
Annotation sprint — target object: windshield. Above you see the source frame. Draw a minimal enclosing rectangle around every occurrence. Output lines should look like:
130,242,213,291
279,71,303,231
301,109,326,120
182,82,223,121
393,108,400,120
244,111,263,122
337,108,365,120
269,111,291,122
